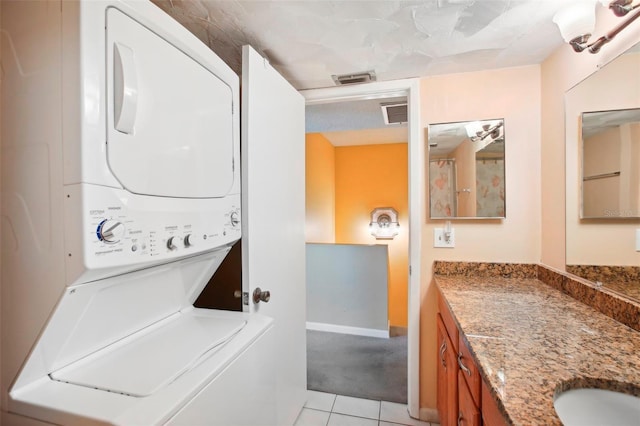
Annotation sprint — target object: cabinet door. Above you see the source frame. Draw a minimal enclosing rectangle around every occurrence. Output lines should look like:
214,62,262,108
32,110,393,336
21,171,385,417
458,335,481,407
437,316,448,424
437,315,458,426
482,379,508,426
458,371,481,426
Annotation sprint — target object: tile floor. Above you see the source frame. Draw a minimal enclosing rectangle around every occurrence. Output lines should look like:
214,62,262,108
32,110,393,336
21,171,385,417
294,390,438,426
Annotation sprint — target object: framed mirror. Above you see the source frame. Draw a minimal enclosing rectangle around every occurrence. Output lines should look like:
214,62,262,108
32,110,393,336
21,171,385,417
428,119,506,219
565,41,640,302
581,108,640,218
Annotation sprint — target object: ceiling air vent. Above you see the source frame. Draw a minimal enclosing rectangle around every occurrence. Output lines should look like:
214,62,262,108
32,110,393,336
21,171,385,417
381,102,408,125
332,70,376,86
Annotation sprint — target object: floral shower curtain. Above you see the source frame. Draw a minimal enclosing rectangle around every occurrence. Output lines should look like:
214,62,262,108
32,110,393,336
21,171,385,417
429,159,456,217
476,159,505,217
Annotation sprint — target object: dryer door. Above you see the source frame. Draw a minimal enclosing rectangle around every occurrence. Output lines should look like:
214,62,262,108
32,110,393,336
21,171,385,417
105,8,234,198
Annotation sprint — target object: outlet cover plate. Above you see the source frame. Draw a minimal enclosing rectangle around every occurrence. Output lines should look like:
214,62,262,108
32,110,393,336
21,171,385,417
434,228,455,248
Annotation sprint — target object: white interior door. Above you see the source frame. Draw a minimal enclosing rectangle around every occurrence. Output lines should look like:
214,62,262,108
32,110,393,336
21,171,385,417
241,45,306,425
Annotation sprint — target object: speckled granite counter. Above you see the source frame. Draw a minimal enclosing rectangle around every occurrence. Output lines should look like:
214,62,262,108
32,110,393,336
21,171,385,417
566,264,640,301
435,274,640,425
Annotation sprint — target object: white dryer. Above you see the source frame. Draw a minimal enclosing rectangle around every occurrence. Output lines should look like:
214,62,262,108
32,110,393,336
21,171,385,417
1,0,276,424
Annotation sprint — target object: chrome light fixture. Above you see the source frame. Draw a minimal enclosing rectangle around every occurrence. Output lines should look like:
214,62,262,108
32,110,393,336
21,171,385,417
369,207,399,240
465,120,503,143
554,0,640,54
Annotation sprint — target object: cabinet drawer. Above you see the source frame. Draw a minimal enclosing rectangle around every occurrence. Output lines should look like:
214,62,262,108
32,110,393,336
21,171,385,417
457,371,480,426
457,335,481,408
481,379,508,426
438,293,459,353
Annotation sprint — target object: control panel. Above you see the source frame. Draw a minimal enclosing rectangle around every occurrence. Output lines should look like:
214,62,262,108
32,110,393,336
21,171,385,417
80,187,241,269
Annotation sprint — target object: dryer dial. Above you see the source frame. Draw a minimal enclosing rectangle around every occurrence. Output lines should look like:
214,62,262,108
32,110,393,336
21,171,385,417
167,235,183,250
97,220,125,243
229,211,240,227
184,234,196,247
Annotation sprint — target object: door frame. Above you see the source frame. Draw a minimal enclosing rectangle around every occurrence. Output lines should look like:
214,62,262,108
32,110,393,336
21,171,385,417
301,78,422,419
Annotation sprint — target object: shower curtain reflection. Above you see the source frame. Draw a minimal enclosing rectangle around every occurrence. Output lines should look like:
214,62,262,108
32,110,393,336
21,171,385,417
429,159,457,217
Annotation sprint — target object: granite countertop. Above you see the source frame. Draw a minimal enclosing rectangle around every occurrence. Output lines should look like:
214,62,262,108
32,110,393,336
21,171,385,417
435,274,640,425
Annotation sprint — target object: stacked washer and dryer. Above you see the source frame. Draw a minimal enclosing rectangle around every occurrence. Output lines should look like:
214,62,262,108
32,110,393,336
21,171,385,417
1,1,277,424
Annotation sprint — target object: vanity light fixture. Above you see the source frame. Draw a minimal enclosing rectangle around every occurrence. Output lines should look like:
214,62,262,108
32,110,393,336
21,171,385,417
465,121,503,143
369,207,399,240
553,0,640,54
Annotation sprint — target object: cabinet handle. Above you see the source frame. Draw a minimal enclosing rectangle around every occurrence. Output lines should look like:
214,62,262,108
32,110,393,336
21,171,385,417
457,411,463,426
439,340,447,368
458,353,471,376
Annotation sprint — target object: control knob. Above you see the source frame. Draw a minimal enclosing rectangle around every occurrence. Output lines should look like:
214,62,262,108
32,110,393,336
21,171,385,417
167,235,183,250
184,234,196,248
97,219,125,243
230,211,240,228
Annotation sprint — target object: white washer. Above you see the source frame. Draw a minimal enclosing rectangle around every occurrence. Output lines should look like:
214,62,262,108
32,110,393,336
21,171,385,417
1,1,275,424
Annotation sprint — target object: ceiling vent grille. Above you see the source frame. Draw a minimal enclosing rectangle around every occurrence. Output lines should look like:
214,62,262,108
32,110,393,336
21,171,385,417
381,102,408,125
332,71,376,86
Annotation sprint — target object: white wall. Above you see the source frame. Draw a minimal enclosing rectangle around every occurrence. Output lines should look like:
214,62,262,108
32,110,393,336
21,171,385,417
306,243,388,335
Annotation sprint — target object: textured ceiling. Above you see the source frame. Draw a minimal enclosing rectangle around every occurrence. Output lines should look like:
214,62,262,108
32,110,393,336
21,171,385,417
582,108,640,138
151,0,575,90
428,119,504,157
306,96,408,145
306,96,407,132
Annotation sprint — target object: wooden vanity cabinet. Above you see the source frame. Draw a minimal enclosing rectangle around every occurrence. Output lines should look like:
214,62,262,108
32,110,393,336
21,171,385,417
437,292,508,426
457,333,481,406
457,333,481,425
481,380,508,426
437,314,458,426
458,370,481,426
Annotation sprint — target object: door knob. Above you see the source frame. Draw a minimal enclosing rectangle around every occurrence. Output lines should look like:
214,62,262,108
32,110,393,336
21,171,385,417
253,287,271,304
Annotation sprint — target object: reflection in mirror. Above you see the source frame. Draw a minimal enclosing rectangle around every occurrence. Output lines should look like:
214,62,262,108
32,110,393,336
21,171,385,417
581,108,640,218
428,119,505,219
565,41,640,302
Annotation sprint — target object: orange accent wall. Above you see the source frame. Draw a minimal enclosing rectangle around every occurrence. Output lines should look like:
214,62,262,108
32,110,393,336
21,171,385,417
305,133,335,243
334,143,409,327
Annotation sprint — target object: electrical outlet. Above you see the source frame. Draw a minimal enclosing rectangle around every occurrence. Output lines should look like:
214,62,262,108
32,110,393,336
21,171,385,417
636,229,640,252
434,228,455,248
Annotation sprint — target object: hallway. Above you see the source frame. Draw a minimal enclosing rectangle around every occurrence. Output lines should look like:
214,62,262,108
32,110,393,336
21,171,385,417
307,330,407,404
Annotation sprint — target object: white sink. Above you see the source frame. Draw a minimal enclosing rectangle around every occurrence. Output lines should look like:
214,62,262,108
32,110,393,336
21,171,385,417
554,388,640,426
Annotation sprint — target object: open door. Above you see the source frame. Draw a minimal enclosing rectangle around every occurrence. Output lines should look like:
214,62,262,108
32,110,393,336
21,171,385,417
241,45,306,425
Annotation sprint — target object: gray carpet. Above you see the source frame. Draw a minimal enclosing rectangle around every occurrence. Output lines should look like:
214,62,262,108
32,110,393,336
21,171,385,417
306,330,407,404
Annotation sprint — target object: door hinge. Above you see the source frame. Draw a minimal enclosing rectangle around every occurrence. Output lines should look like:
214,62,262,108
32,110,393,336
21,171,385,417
409,265,412,276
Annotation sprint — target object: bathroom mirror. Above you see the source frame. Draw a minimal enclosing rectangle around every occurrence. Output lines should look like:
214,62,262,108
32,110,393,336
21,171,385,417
565,41,640,302
428,119,506,219
581,108,640,218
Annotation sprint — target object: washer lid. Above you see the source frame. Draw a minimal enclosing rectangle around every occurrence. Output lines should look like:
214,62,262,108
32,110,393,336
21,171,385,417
50,312,246,397
106,8,235,198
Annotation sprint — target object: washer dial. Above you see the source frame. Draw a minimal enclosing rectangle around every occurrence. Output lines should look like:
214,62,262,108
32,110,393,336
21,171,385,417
97,219,125,243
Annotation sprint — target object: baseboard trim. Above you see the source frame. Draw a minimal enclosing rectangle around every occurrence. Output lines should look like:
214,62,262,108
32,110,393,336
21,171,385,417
306,322,389,338
389,326,408,337
419,407,439,423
